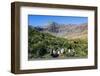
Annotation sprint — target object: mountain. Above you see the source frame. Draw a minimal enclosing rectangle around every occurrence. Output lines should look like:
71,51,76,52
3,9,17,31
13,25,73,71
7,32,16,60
33,22,88,39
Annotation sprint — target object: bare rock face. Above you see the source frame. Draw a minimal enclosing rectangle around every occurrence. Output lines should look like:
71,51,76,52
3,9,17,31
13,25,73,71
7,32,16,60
45,22,60,33
33,21,88,39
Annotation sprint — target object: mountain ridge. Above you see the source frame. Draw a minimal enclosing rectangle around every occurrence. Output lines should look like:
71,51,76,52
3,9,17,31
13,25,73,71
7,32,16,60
30,22,88,39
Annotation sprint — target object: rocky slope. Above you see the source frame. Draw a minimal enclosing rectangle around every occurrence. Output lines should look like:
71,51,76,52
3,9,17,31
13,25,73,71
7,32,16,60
33,22,88,39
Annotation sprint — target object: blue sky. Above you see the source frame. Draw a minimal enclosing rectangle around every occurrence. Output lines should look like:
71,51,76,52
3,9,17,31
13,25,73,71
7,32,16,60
28,15,88,27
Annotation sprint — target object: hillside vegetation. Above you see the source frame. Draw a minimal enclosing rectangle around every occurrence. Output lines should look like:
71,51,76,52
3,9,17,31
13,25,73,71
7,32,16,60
28,24,88,60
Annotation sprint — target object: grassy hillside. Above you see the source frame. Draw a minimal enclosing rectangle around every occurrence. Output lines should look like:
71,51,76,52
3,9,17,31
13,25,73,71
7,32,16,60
28,25,88,60
64,30,88,39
